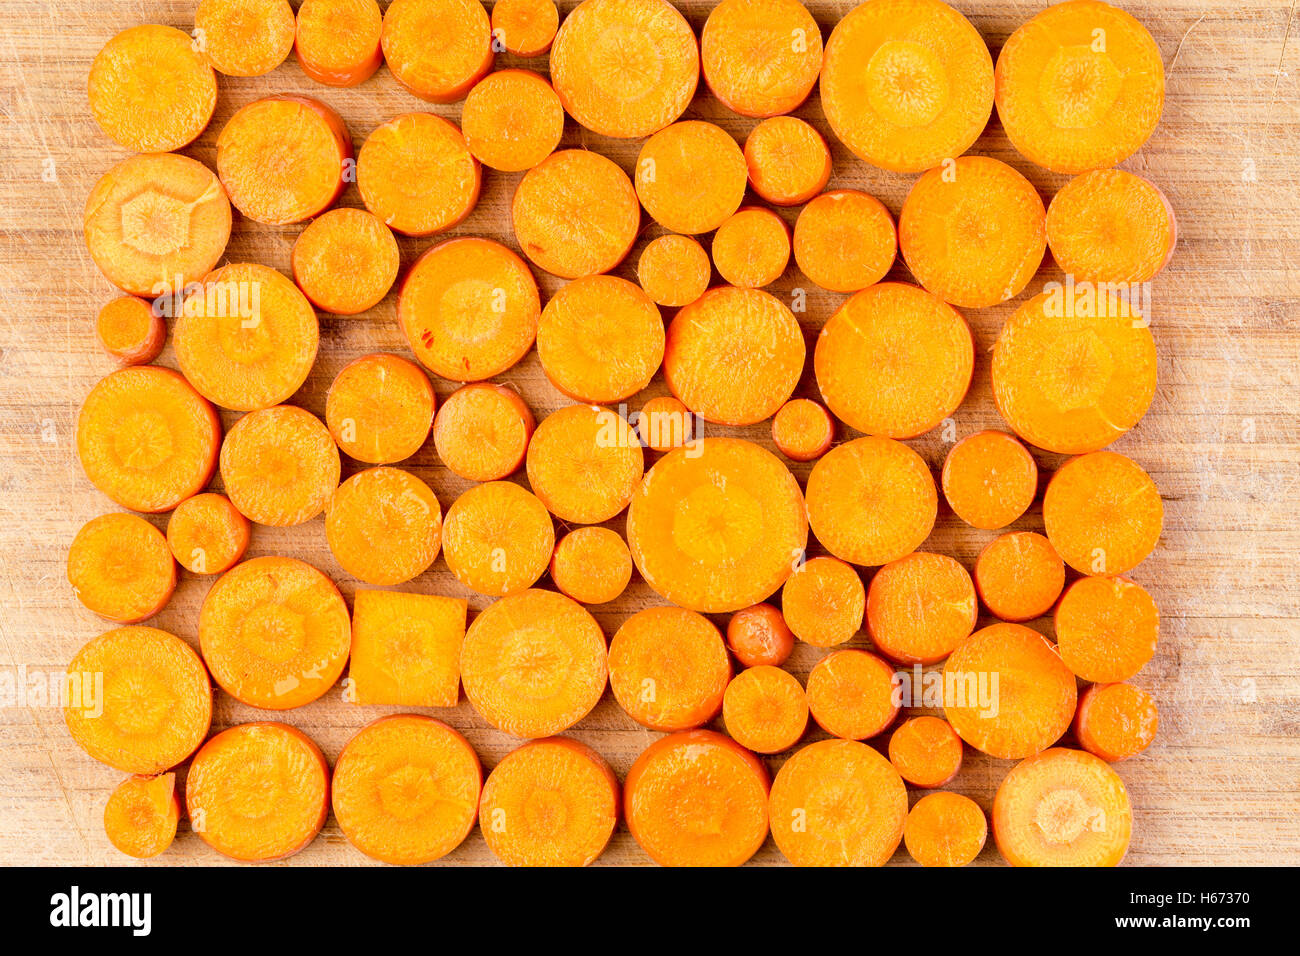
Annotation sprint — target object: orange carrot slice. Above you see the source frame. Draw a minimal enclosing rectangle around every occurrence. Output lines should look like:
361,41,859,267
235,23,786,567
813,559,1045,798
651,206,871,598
550,527,633,605
462,69,565,172
94,296,165,366
325,466,443,585
381,0,493,102
807,649,899,739
636,235,711,308
68,513,176,623
941,430,1038,530
722,665,808,753
608,606,731,731
1054,576,1158,682
701,0,822,117
442,481,554,595
1043,451,1162,575
104,773,180,859
326,353,435,464
294,0,384,87
432,383,534,481
358,113,481,235
904,791,986,866
1074,682,1158,762
526,404,643,524
744,116,831,206
220,405,340,526
771,399,834,462
491,0,559,57
166,493,250,575
348,590,467,706
781,556,865,648
195,0,295,76
1047,169,1177,283
726,603,795,668
866,551,977,664
888,715,963,788
974,531,1065,622
636,396,696,452
291,208,400,315
635,121,748,235
793,189,896,293
711,207,791,289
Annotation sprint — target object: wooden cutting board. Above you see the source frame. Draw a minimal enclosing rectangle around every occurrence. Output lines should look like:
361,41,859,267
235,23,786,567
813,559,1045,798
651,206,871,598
0,0,1296,866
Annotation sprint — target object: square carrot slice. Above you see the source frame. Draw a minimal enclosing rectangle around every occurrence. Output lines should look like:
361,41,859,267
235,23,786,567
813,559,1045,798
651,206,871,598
349,590,467,706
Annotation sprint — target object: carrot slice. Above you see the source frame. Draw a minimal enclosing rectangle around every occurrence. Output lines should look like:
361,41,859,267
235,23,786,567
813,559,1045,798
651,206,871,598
461,588,607,737
944,622,1076,759
771,399,834,462
1074,682,1158,761
332,715,481,864
65,626,212,774
806,436,937,567
636,235,711,308
491,0,559,57
1047,169,1177,284
888,715,963,788
744,116,832,206
76,366,220,513
326,353,435,464
635,121,748,235
625,729,769,866
1054,576,1158,682
103,773,179,859
793,189,897,292
711,207,790,289
380,0,493,102
95,296,165,366
326,467,442,585
550,0,698,139
220,405,340,526
1044,451,1162,575
726,603,795,667
166,493,250,575
186,722,329,861
537,276,665,404
68,513,176,623
821,0,994,172
294,0,384,87
348,590,467,706
89,24,216,152
867,551,977,664
462,69,564,172
782,556,865,648
512,149,640,279
636,396,696,452
807,649,899,740
480,737,618,866
974,531,1065,622
993,747,1132,866
291,208,400,315
526,404,643,524
398,237,539,381
941,430,1038,530
627,437,808,613
433,383,534,481
195,0,295,76
701,0,822,117
904,791,987,866
358,113,481,236
608,606,731,731
442,481,554,595
550,527,633,605
995,0,1164,174
769,738,908,866
722,665,808,753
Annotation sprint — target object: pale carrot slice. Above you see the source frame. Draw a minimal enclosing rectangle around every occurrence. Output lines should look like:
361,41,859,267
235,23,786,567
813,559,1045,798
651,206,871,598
442,481,554,596
525,404,643,524
325,466,442,585
888,715,963,788
711,207,791,289
974,531,1065,622
636,235,712,308
722,665,808,753
1043,451,1163,575
68,513,176,623
701,0,822,117
433,384,534,481
103,773,180,859
608,606,731,731
1054,576,1159,683
781,556,865,648
462,69,565,172
904,792,987,866
348,589,467,706
550,527,633,605
358,113,481,236
195,0,296,76
166,493,250,575
326,353,435,464
219,405,340,526
635,121,748,235
793,189,897,293
636,396,696,453
941,430,1038,530
806,649,899,740
771,399,834,462
726,603,795,667
95,296,165,366
744,116,832,206
381,0,493,102
1046,169,1177,284
291,208,400,315
491,0,559,57
294,0,384,87
866,551,977,664
1074,682,1158,762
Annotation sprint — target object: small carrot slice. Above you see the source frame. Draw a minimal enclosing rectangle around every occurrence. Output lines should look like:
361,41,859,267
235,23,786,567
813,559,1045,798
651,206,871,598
904,792,987,867
722,665,807,753
195,0,295,76
442,481,554,596
512,149,640,279
711,207,790,289
608,606,731,731
461,589,607,737
793,189,897,293
1044,451,1163,576
941,430,1038,530
701,0,822,117
888,716,963,788
103,773,179,859
744,116,832,206
95,296,165,366
550,527,633,605
1074,682,1158,762
806,436,937,567
398,237,540,381
636,121,748,236
381,0,493,102
326,353,435,464
526,404,643,524
348,589,467,706
726,603,795,667
68,513,176,623
867,551,977,664
462,69,564,172
358,113,481,236
291,208,399,315
1047,169,1177,284
625,729,769,867
636,396,695,453
433,384,534,481
771,399,834,462
781,556,865,648
491,0,559,57
186,723,329,862
325,466,443,585
636,235,711,308
220,405,340,526
332,715,481,864
807,649,899,740
1054,576,1159,683
993,747,1133,866
769,738,908,866
943,622,1076,759
480,737,618,866
974,531,1065,622
537,276,665,404
166,493,250,575
294,0,384,87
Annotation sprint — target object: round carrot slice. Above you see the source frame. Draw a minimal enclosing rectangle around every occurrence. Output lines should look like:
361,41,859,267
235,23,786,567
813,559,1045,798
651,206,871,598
1074,682,1158,762
608,606,731,731
537,276,665,404
84,153,231,298
888,715,963,788
722,665,808,753
89,25,217,153
185,722,329,862
712,207,791,289
782,556,865,648
358,113,481,236
104,773,179,859
95,296,165,366
974,531,1065,622
462,69,564,172
491,0,559,56
665,286,804,426
821,0,994,173
627,437,808,613
943,622,1076,759
550,0,698,139
326,353,434,464
175,263,319,412
442,481,554,595
1054,576,1158,683
993,746,1132,866
941,430,1038,530
199,556,351,709
461,589,607,737
294,0,384,87
291,209,400,315
806,436,937,567
806,649,899,740
904,791,987,866
332,715,481,864
625,730,769,867
793,189,897,293
550,527,633,605
65,626,211,774
635,121,748,235
526,404,643,524
326,467,443,585
433,384,534,481
769,738,908,866
512,149,640,279
1047,169,1177,284
195,0,295,76
771,399,834,462
68,513,176,623
726,603,795,667
220,405,340,526
480,737,618,866
744,116,832,206
166,493,250,575
701,0,822,117
995,0,1164,174
636,396,695,452
636,235,711,308
77,366,220,514
1043,451,1162,575
398,237,540,381
381,0,493,102
866,551,977,664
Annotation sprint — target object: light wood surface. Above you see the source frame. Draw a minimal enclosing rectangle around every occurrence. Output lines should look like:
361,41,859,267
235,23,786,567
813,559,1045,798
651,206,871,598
0,0,1297,866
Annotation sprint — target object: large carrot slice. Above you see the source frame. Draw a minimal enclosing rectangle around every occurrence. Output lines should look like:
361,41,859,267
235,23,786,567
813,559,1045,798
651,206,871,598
326,467,442,585
636,235,711,308
195,0,295,76
294,0,384,87
941,430,1038,530
781,556,865,648
348,590,467,706
219,405,340,526
711,207,791,289
701,0,822,117
974,531,1065,622
608,606,731,731
381,0,493,102
358,113,481,235
462,69,564,172
491,0,559,57
1043,451,1162,575
888,715,963,788
442,481,554,595
526,404,643,524
550,527,633,605
166,493,250,575
432,383,534,481
771,399,834,462
1047,169,1177,284
291,208,400,315
792,189,896,293
726,603,795,667
1074,682,1158,762
744,116,831,206
68,513,176,623
806,649,899,740
1054,576,1158,682
722,665,808,754
94,296,165,366
326,353,434,464
635,121,748,235
103,773,179,859
866,551,977,664
904,792,987,866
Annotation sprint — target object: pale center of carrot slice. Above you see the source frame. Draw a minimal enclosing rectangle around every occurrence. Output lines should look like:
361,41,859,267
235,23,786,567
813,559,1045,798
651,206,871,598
239,604,308,663
106,668,175,736
671,483,762,564
114,412,173,471
223,762,285,820
522,788,569,832
1039,329,1114,411
217,316,276,365
1034,787,1101,844
439,279,505,345
1038,46,1122,129
866,40,949,128
377,765,437,820
589,26,664,102
119,189,189,256
498,633,570,699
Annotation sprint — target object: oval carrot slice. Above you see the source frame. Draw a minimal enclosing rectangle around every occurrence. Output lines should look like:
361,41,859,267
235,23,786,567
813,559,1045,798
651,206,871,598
550,526,633,605
491,0,559,57
627,437,808,613
807,649,899,740
941,430,1038,530
701,0,822,117
433,383,534,481
166,493,250,575
722,665,807,754
76,366,221,514
636,395,695,453
326,467,442,585
974,531,1065,622
294,0,384,87
1054,576,1158,683
769,738,908,866
771,399,834,462
608,606,731,731
867,551,977,664
904,791,987,867
526,404,644,524
462,69,564,172
332,715,481,864
358,113,481,236
185,722,329,862
103,773,179,859
711,207,791,289
888,715,963,788
1043,451,1162,576
68,513,176,623
793,189,896,293
65,626,212,774
744,116,832,207
461,588,607,737
381,0,493,102
95,296,164,367
781,556,865,648
326,353,434,464
1047,169,1177,284
635,121,748,235
636,234,711,308
1074,682,1158,762
726,603,795,667
220,405,340,526
625,729,769,866
195,0,295,76
550,0,698,139
291,208,399,315
442,481,554,595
